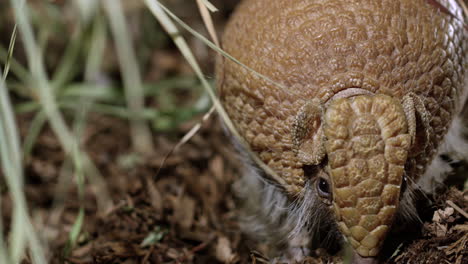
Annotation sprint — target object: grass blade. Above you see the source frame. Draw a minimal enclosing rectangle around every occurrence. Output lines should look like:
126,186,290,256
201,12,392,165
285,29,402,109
0,44,31,85
3,24,18,81
10,0,111,209
0,73,47,263
9,2,113,261
0,20,30,263
51,28,84,90
74,0,98,22
196,0,219,46
84,15,106,82
199,0,218,12
22,111,47,161
102,0,155,154
10,0,77,155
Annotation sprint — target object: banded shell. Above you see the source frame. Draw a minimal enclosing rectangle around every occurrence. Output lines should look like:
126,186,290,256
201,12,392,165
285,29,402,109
217,0,467,194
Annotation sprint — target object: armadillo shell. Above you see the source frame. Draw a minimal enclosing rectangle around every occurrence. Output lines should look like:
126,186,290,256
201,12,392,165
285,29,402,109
217,0,467,195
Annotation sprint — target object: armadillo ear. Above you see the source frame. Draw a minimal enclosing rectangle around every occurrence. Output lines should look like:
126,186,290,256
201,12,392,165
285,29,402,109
402,93,431,157
292,98,326,165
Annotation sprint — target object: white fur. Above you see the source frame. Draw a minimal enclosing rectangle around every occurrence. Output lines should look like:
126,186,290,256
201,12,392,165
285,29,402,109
230,133,339,260
418,115,468,193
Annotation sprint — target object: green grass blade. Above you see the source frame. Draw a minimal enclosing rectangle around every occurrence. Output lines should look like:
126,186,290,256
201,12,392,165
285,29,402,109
74,0,98,22
10,0,77,154
3,24,18,81
84,15,106,81
64,102,89,255
0,74,47,264
9,1,113,261
0,45,30,84
51,28,84,90
64,207,84,256
0,27,28,262
10,0,111,210
22,111,47,161
102,0,154,154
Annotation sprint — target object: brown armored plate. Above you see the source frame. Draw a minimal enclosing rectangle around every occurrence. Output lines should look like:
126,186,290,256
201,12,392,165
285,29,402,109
217,0,467,195
324,94,411,256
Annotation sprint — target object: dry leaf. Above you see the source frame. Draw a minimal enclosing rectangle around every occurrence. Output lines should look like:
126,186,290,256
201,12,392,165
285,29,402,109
173,195,196,230
215,236,236,263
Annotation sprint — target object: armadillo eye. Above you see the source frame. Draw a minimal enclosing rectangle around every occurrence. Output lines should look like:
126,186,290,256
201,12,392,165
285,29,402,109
317,177,331,198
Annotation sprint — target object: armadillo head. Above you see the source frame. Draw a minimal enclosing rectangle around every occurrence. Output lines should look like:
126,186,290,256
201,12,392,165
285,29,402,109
323,94,411,260
293,93,414,261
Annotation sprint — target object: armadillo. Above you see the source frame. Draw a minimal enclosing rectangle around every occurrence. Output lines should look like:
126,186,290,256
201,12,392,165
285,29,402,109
216,0,467,263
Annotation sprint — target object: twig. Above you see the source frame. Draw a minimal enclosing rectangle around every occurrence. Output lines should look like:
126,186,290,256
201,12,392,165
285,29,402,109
447,200,468,219
154,106,215,179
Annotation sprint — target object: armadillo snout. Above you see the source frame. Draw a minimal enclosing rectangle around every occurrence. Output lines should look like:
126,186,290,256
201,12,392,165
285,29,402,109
323,94,411,257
